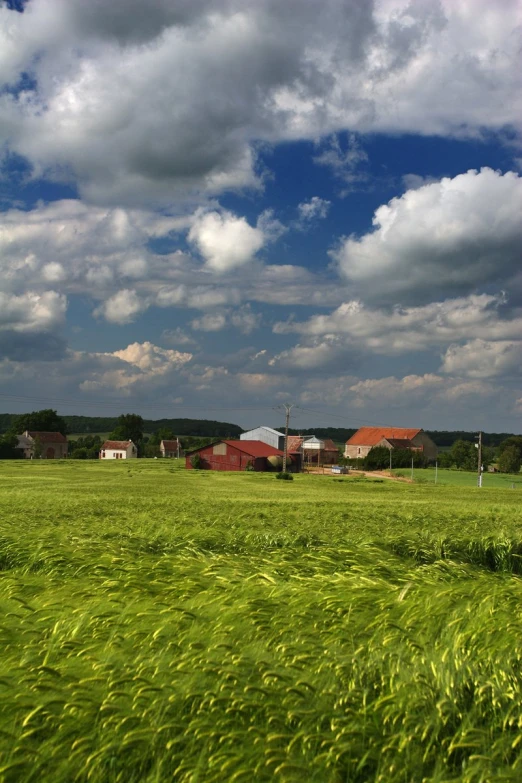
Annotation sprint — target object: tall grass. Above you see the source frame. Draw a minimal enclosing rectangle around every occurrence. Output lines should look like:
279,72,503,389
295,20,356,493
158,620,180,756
0,461,522,781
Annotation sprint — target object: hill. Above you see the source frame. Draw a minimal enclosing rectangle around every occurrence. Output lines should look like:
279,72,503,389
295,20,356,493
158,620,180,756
0,414,518,447
0,414,242,439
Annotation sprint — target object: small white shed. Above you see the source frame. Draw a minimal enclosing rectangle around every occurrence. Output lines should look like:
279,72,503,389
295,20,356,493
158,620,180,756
100,440,137,459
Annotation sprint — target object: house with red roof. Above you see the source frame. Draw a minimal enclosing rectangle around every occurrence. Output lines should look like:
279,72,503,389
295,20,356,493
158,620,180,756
185,440,288,472
344,427,437,461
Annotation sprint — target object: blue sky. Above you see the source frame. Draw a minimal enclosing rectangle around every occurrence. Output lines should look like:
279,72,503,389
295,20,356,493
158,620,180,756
0,0,521,432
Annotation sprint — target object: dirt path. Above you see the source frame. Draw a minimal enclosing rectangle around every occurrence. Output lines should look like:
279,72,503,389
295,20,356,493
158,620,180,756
304,468,412,482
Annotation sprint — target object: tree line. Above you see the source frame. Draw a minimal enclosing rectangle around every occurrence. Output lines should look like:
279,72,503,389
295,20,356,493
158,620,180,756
353,437,522,475
0,413,242,438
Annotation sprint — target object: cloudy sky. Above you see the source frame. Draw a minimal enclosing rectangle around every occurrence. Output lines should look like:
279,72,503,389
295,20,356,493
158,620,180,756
0,0,521,432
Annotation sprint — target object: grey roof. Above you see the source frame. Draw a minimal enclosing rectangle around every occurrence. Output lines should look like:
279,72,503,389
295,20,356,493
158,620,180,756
302,436,325,446
241,426,284,437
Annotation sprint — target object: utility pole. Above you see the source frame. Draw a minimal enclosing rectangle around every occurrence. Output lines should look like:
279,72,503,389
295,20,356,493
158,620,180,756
476,431,482,488
282,403,294,473
411,457,414,481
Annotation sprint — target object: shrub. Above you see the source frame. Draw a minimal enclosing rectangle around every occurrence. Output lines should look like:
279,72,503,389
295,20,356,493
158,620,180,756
363,447,391,470
190,453,202,469
276,471,294,481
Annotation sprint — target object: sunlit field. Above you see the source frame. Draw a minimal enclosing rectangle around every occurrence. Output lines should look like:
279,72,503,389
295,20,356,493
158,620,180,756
392,466,522,488
1,460,522,782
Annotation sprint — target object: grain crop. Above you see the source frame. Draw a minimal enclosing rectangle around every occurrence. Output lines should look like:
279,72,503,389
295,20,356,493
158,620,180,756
1,460,522,782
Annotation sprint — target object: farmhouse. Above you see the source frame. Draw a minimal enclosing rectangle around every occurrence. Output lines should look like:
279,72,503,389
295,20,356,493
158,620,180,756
186,440,286,472
16,431,68,459
100,440,137,460
345,427,438,461
160,439,181,458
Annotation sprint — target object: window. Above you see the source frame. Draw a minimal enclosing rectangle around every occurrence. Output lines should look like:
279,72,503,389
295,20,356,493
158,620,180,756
357,447,361,455
213,443,227,456
101,451,105,458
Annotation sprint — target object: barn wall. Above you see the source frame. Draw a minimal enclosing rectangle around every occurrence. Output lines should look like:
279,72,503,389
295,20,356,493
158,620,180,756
411,432,438,461
186,443,259,471
344,444,372,459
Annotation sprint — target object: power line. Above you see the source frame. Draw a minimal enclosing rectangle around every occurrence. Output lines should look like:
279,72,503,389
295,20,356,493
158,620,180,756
295,406,396,428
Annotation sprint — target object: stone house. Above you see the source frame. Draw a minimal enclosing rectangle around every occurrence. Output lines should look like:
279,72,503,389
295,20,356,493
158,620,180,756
16,431,68,459
345,427,438,462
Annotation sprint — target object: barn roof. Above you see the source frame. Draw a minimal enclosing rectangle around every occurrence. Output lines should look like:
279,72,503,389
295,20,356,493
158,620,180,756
101,440,133,449
346,427,422,446
223,440,284,458
322,438,339,452
287,435,305,452
27,431,67,443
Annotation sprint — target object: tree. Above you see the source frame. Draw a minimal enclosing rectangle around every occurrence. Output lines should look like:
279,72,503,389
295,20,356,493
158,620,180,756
0,434,18,459
364,446,391,471
109,414,144,454
148,428,175,447
442,439,477,471
497,446,521,475
498,436,522,462
33,436,43,459
11,409,68,436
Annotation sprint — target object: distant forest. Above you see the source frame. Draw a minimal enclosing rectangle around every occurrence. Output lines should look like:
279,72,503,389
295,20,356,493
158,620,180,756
0,413,517,448
0,414,242,438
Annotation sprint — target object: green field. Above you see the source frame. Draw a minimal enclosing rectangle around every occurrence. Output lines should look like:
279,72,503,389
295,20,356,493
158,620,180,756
392,466,522,488
1,461,522,782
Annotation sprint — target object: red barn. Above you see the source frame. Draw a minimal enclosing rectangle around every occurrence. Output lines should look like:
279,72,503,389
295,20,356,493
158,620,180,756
185,440,285,472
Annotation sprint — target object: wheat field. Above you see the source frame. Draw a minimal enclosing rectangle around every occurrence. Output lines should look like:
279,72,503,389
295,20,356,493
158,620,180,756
1,460,522,782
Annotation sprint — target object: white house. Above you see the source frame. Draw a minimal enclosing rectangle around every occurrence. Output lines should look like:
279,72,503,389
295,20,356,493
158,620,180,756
100,440,137,460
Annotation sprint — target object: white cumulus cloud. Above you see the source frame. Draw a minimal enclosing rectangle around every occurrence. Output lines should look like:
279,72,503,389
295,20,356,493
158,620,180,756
333,168,522,304
188,210,265,272
0,1,520,206
0,291,66,332
441,339,522,379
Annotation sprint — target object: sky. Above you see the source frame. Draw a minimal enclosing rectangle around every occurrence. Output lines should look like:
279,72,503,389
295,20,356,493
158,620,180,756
0,0,521,433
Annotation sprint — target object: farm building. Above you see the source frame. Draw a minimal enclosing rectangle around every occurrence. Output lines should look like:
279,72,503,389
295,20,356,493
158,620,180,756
345,427,438,461
186,440,287,472
16,431,68,459
160,439,182,458
240,426,285,451
287,435,339,465
100,440,138,460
